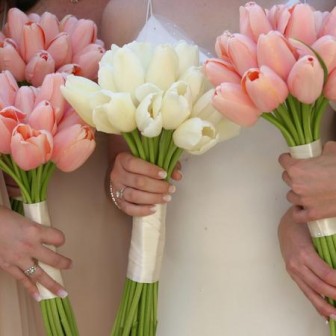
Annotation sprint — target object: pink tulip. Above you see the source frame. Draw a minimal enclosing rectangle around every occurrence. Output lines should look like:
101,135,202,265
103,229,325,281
215,32,230,58
69,19,97,55
283,4,318,45
324,68,336,101
0,70,19,107
47,33,72,68
0,107,26,154
35,73,66,122
57,107,86,131
21,22,45,62
225,33,258,76
287,55,324,104
257,31,297,80
39,12,60,46
28,100,57,135
267,4,288,31
59,15,79,35
315,10,330,37
6,8,29,44
57,63,82,76
0,39,26,81
15,86,37,114
239,2,272,42
311,36,336,73
73,44,105,79
204,58,241,86
319,7,336,37
28,13,40,23
52,124,95,172
212,82,261,127
10,124,53,170
242,66,288,112
25,51,55,86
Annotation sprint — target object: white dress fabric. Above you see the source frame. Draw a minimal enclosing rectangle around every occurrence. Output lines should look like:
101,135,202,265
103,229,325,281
137,2,336,336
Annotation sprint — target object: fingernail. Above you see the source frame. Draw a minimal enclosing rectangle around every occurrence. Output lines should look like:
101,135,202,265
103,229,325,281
177,170,183,177
33,293,42,302
57,289,68,298
330,314,336,321
168,185,176,194
326,319,329,325
158,171,167,179
150,206,157,213
163,195,172,202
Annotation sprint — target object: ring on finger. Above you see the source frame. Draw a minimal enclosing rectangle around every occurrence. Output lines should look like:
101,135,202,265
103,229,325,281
23,264,38,277
115,187,126,200
109,181,126,209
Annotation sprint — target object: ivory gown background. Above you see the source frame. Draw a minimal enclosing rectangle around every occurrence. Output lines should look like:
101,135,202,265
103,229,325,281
102,0,336,336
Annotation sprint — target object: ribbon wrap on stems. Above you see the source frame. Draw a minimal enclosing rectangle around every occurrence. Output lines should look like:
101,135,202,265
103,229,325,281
23,201,64,300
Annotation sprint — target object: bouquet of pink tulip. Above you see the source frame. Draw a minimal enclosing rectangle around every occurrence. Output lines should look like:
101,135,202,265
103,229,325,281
0,7,104,87
0,70,96,335
205,1,336,333
61,40,240,336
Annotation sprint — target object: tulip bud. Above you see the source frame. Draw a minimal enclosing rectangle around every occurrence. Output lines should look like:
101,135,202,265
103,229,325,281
6,8,29,44
28,100,57,135
39,12,60,46
11,124,53,170
21,22,45,62
324,68,336,101
311,36,336,74
180,66,207,103
287,55,324,104
174,41,199,77
47,32,72,68
52,124,95,172
15,86,37,114
0,70,19,107
318,7,336,37
69,19,97,54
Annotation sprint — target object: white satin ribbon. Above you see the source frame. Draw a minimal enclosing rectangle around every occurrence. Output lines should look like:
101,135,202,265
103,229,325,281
127,204,166,283
289,140,336,237
23,201,64,300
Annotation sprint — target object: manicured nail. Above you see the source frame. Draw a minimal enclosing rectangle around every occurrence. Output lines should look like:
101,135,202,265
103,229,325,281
158,171,167,179
330,315,336,321
163,195,172,202
168,185,176,194
57,289,68,298
33,293,42,302
150,206,157,213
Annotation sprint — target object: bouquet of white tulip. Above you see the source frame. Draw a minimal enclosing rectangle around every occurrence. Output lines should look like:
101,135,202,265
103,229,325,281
61,40,240,336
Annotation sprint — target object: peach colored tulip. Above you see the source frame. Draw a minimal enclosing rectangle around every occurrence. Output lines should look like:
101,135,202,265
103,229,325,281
324,68,336,101
0,39,26,81
215,32,230,59
239,2,272,42
35,73,67,122
57,107,86,131
57,64,82,76
212,82,261,127
27,13,40,23
0,107,26,154
0,70,19,107
225,33,258,76
21,22,45,61
25,51,56,86
6,8,29,45
319,7,336,37
283,4,318,45
73,44,105,80
266,4,288,31
69,19,97,55
39,12,60,46
204,58,241,87
52,124,95,172
311,36,336,73
59,15,78,35
287,55,324,104
11,124,53,170
47,33,72,69
315,10,330,37
28,100,57,135
15,86,37,114
257,31,297,80
242,66,288,112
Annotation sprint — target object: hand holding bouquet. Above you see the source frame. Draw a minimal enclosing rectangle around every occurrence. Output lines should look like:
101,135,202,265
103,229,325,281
204,1,336,334
62,40,240,336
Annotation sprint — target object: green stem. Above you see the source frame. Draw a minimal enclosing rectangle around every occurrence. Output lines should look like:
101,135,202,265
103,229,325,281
131,130,146,160
167,148,184,180
158,130,173,168
286,95,305,145
313,96,329,140
301,103,313,143
122,133,139,157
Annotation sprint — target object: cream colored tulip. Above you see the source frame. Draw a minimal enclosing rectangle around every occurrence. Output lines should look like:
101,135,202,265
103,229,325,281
175,41,199,77
192,89,241,141
92,90,136,134
126,41,153,72
98,64,116,91
135,83,162,103
161,81,192,129
61,75,108,126
179,66,206,103
136,92,163,137
173,117,219,154
146,44,178,90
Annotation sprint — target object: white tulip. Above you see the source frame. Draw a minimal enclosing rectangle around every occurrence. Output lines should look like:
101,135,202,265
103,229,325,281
146,44,178,90
98,64,116,91
160,81,192,130
135,83,162,103
179,66,206,103
61,75,109,126
173,117,219,154
126,41,154,72
92,90,137,134
192,89,241,141
136,92,163,137
175,41,200,77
